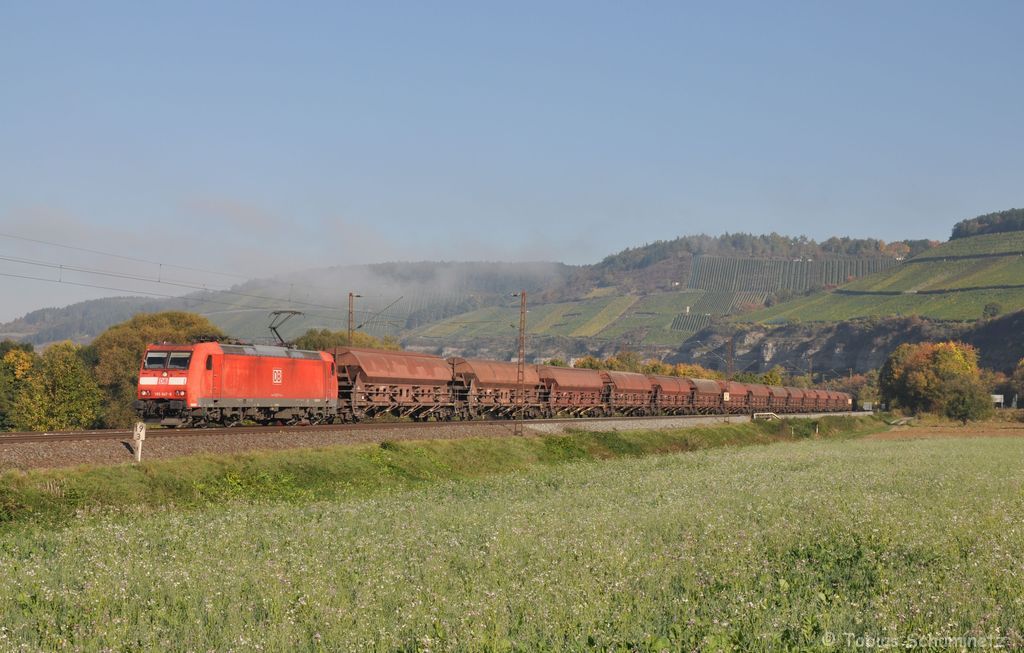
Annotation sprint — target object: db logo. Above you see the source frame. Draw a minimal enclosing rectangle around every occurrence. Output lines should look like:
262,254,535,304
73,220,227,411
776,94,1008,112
272,369,283,385
157,377,169,385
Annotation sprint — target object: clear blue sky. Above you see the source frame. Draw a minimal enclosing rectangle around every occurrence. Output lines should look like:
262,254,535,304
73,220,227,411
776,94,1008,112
1,1,1022,320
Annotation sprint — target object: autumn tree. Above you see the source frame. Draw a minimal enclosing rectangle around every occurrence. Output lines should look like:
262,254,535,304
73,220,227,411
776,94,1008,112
89,312,224,427
785,373,812,388
671,363,723,380
571,355,604,370
831,370,880,404
733,366,785,386
292,329,400,351
880,341,992,421
641,359,674,376
604,351,643,373
567,353,723,380
0,343,36,430
12,342,103,431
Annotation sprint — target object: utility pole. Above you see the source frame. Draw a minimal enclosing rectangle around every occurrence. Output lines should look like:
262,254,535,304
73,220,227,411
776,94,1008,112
513,290,527,436
348,292,361,345
727,333,735,380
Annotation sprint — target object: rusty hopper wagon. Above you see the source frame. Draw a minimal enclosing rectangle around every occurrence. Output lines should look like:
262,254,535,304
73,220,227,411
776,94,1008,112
766,386,792,413
536,366,606,417
806,389,828,412
688,378,725,413
449,357,544,419
600,371,655,416
648,375,696,415
718,381,752,414
746,383,772,412
331,347,455,421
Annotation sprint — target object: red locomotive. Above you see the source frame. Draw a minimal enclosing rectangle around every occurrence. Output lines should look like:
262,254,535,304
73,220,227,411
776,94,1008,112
136,342,337,426
136,344,853,426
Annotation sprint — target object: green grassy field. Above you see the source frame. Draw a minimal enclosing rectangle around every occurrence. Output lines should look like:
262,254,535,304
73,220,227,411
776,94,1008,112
418,298,630,340
840,256,1024,293
570,295,636,337
741,233,1024,322
419,291,717,345
745,286,1024,322
913,231,1024,259
594,291,706,343
409,253,905,344
1,422,1022,651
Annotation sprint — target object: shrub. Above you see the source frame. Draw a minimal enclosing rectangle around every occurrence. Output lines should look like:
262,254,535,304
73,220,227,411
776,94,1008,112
941,377,994,424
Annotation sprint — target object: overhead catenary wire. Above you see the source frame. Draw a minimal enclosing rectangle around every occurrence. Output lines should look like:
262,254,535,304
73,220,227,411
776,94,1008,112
0,230,438,301
0,231,251,280
0,252,354,313
0,270,356,325
0,232,451,329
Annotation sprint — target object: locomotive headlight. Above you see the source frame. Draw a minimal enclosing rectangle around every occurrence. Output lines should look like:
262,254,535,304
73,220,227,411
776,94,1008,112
140,390,150,397
175,390,186,397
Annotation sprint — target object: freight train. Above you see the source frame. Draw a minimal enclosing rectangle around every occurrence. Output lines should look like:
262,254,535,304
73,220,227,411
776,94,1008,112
135,343,853,427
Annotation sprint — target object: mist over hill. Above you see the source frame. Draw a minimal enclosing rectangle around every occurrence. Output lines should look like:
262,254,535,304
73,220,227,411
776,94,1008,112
0,261,571,345
0,232,920,347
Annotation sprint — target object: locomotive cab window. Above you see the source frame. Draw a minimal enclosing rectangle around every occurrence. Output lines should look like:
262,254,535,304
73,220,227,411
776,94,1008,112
166,352,192,370
144,352,168,369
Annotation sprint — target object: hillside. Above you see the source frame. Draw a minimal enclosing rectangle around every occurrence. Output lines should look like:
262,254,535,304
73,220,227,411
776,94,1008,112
0,233,905,347
741,231,1024,323
548,233,926,297
414,255,899,351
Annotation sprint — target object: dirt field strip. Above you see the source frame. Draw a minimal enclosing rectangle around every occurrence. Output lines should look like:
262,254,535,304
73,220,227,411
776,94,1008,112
866,422,1024,440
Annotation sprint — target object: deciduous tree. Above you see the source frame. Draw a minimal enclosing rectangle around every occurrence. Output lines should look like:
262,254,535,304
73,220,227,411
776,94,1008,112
89,312,224,427
880,341,989,420
942,377,993,424
12,342,102,431
292,329,400,351
0,345,37,430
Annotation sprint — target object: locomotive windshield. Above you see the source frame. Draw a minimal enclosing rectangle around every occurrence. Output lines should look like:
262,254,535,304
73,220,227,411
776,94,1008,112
167,352,192,369
144,351,192,370
144,352,167,369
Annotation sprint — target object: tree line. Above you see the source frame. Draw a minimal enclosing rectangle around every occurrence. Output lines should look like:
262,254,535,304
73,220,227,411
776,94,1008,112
950,208,1024,240
592,233,937,274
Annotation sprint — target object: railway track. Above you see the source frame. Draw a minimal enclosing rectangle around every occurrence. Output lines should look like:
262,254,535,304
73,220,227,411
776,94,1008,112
0,412,859,446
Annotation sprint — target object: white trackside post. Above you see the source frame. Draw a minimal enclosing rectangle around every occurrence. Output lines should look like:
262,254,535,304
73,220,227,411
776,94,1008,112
133,421,146,463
